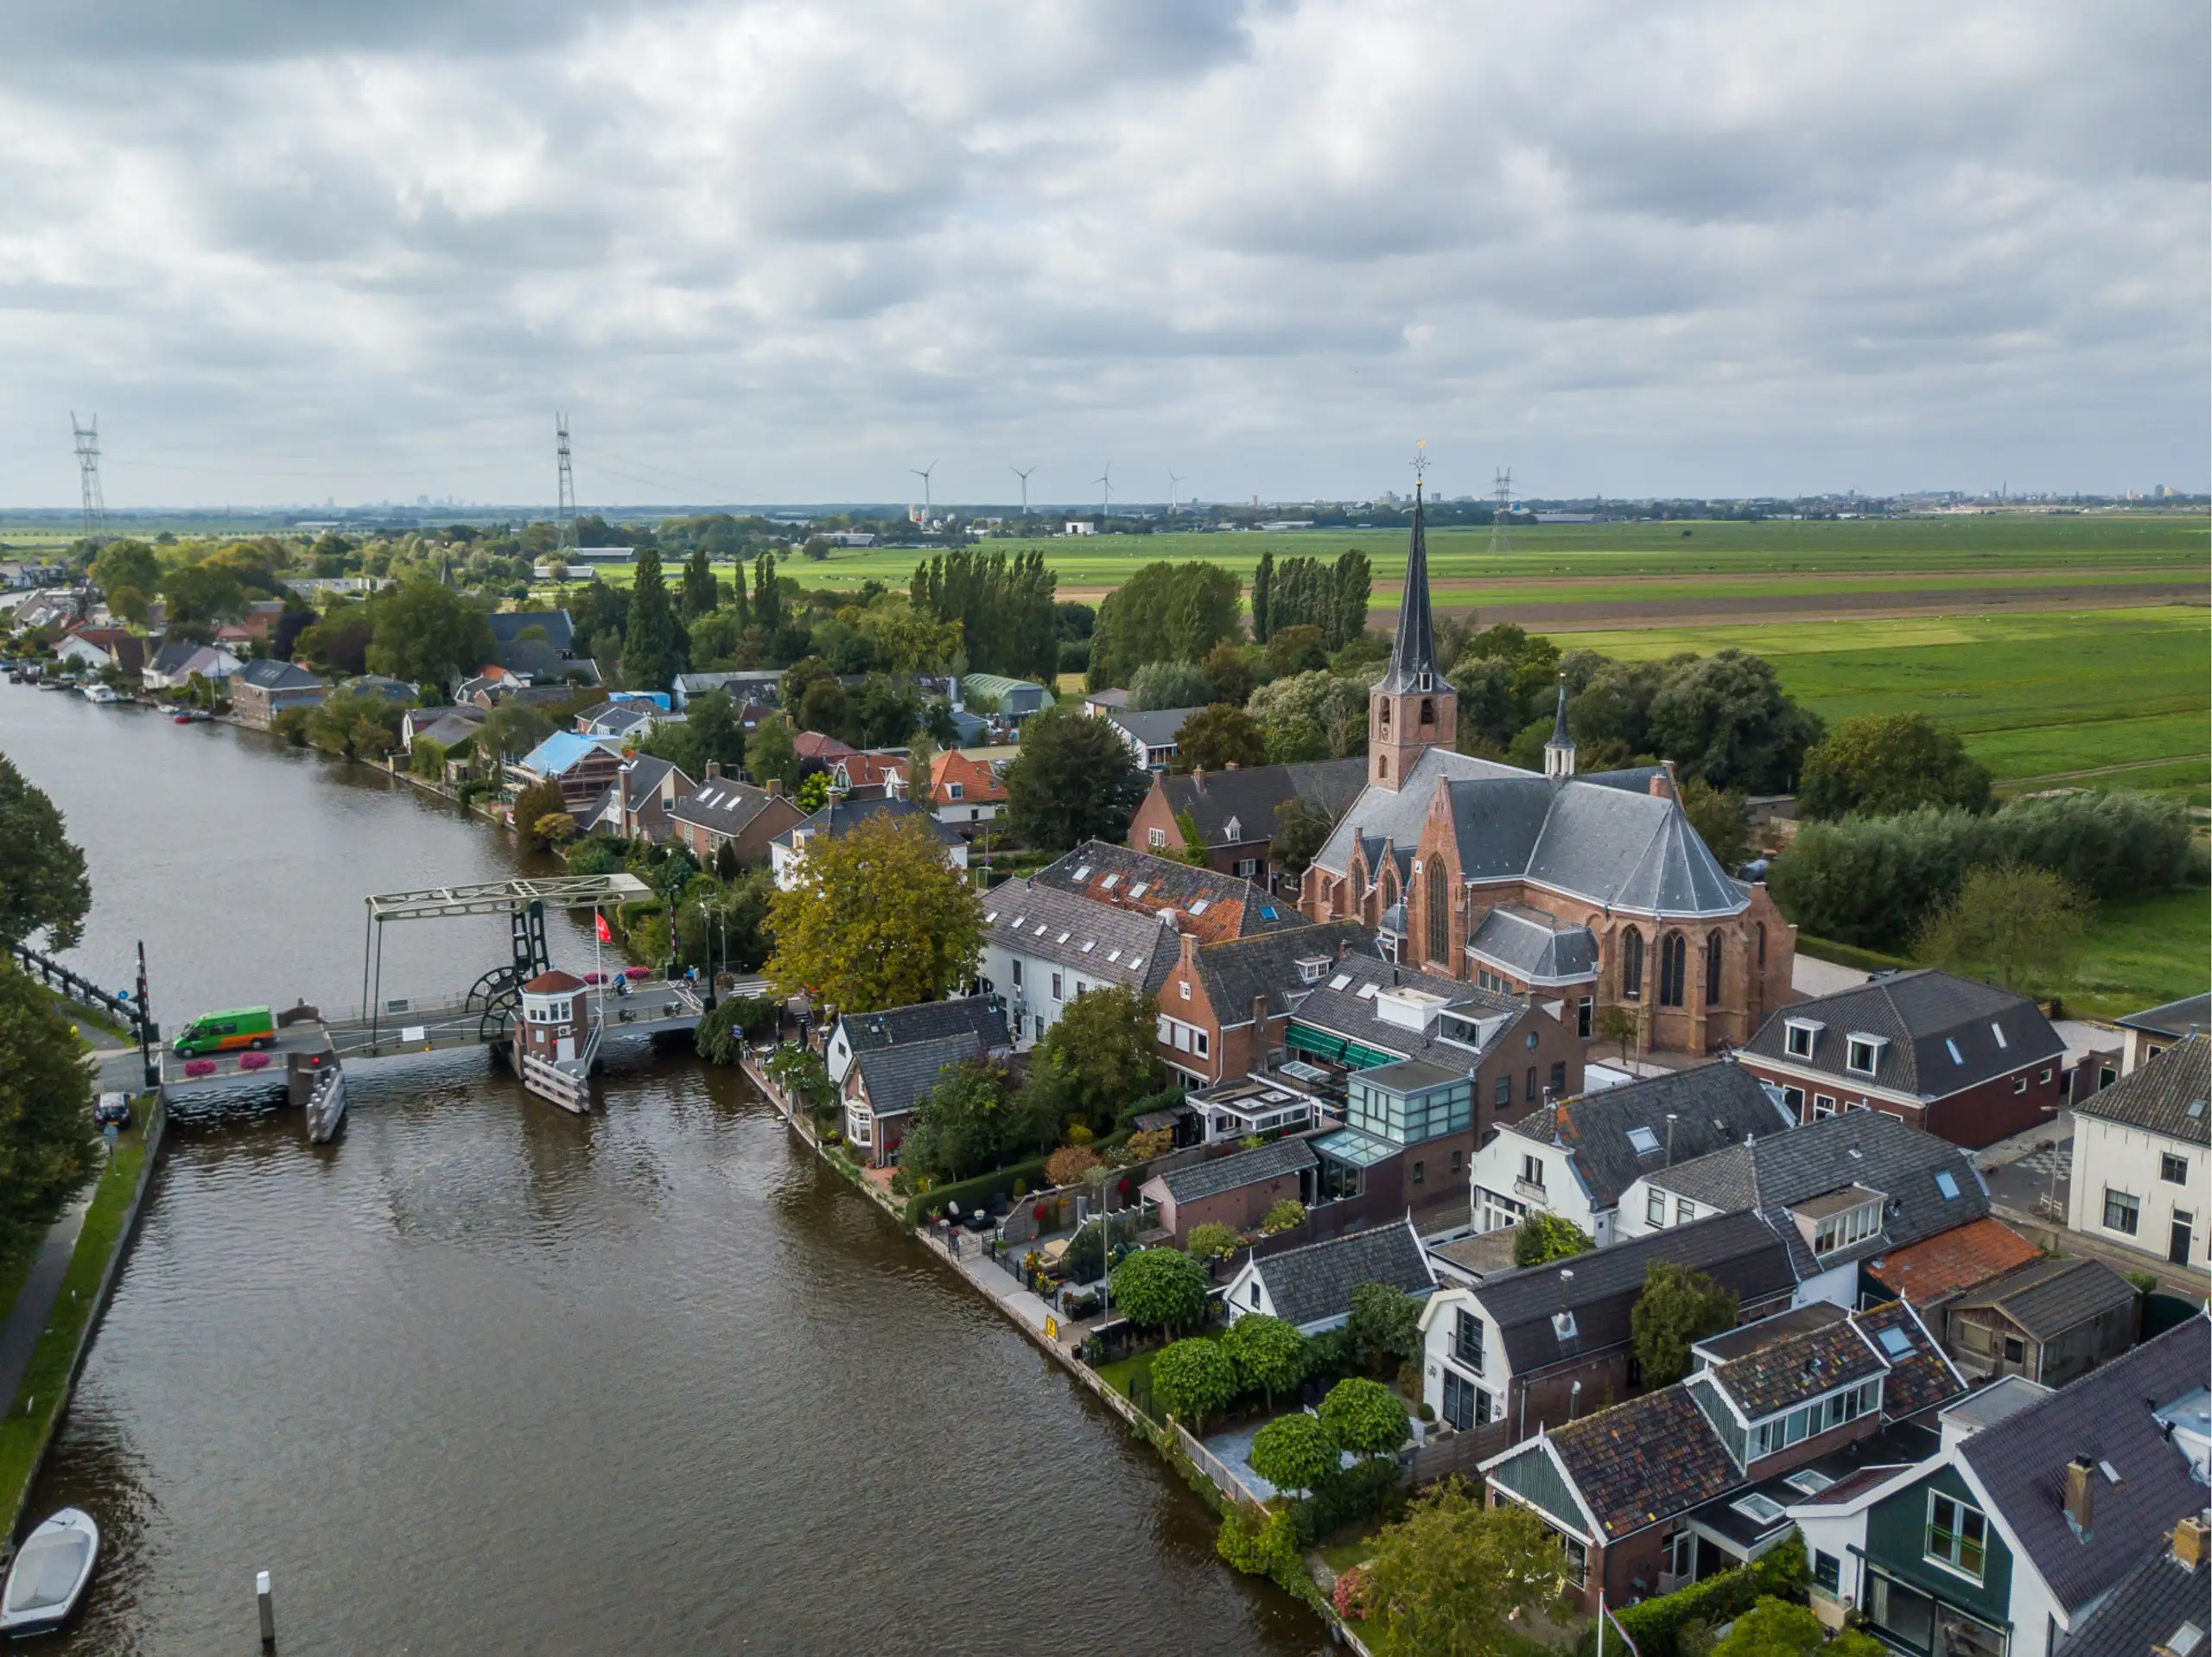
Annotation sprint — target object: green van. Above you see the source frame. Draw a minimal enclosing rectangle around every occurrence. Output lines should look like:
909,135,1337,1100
173,1006,277,1057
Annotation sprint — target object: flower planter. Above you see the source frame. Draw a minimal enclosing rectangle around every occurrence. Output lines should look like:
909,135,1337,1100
238,1051,271,1071
182,1058,218,1078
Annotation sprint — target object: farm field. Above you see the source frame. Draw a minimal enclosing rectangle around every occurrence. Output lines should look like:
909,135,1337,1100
2062,891,2211,1022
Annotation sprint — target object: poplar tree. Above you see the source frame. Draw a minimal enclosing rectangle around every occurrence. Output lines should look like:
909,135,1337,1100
680,543,719,619
1250,548,1274,643
621,548,686,689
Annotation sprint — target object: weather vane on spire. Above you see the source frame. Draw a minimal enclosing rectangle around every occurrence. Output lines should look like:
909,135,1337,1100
1410,439,1429,492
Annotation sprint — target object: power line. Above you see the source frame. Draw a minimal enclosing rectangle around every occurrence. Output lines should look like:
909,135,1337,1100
71,413,105,544
556,413,575,547
1489,466,1513,558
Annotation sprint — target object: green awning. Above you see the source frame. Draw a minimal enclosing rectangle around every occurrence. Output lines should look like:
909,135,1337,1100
1287,1023,1402,1072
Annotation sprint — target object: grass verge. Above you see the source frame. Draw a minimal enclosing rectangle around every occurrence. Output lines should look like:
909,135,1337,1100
0,1122,152,1530
2063,892,2212,1022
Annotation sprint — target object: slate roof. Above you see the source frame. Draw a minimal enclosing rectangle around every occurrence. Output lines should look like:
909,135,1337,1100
840,997,1008,1058
1957,1317,2211,1615
409,709,487,752
488,610,575,649
1249,1221,1434,1330
499,637,597,683
1152,757,1368,848
1194,921,1375,1025
1711,1320,1888,1419
1034,842,1308,942
234,658,322,690
770,797,960,850
1156,1138,1318,1205
2115,994,2212,1039
1867,1217,2045,1305
983,877,1173,993
1288,952,1527,1066
147,640,210,676
1852,1300,1968,1419
670,778,786,838
2062,1535,2212,1657
1466,903,1600,984
2075,1033,2209,1146
1504,1063,1796,1214
1470,1209,1797,1374
1643,1108,1987,1277
1313,744,1748,920
1744,968,2063,1099
1950,1255,2139,1340
1378,490,1448,696
794,731,858,760
1107,705,1202,752
1548,1386,1746,1540
849,1032,986,1121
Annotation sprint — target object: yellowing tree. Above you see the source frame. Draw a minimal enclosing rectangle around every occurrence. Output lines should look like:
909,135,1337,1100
766,815,982,1013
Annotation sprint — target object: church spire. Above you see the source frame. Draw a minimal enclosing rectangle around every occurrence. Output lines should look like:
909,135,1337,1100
1544,671,1576,780
1380,480,1448,695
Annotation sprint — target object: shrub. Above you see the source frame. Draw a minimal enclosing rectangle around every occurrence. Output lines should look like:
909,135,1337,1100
1220,1312,1311,1406
1600,1533,1806,1657
1216,1507,1310,1601
1318,1377,1409,1457
1250,1413,1338,1495
1109,1247,1212,1332
1515,1212,1593,1267
1045,1144,1101,1187
1186,1222,1241,1263
1332,1564,1373,1622
694,994,779,1065
1150,1337,1238,1432
1260,1197,1306,1235
1294,1453,1407,1546
1126,1127,1174,1161
899,1154,1050,1227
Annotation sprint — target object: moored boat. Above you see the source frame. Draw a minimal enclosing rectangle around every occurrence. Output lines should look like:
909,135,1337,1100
0,1508,99,1636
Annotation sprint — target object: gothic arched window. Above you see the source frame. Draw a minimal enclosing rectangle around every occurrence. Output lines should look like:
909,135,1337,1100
1704,930,1724,1005
1658,931,1688,1007
1427,873,1450,966
1620,929,1644,1001
1756,922,1767,968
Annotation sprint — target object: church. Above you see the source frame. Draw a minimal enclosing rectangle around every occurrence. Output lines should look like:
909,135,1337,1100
1298,488,1796,1057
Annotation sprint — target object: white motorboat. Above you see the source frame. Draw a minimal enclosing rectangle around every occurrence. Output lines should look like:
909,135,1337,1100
78,684,121,705
0,1508,98,1636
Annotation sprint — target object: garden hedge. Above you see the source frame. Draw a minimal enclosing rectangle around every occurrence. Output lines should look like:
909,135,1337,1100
1584,1532,1806,1657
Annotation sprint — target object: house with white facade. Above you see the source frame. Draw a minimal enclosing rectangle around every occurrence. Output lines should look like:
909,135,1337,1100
976,874,1172,1047
2065,1033,2208,1273
1222,1219,1434,1335
1469,1061,1795,1242
768,797,967,891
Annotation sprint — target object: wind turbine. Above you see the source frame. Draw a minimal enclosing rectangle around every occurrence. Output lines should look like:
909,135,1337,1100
1010,465,1035,516
1167,469,1187,516
1096,463,1112,517
910,460,938,524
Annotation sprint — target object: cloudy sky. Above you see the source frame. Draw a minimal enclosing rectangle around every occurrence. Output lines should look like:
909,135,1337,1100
1,0,2203,509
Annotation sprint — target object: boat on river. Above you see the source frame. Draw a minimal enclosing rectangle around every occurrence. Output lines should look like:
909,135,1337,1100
79,684,121,705
0,1508,99,1636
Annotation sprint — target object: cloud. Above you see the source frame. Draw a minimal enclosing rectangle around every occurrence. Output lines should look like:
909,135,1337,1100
0,0,2201,507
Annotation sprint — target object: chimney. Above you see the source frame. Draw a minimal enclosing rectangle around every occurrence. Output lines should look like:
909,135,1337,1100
2063,1457,2096,1538
706,759,723,780
1649,766,1676,801
1178,931,1198,972
766,777,786,797
1666,1112,1678,1166
1192,766,1206,794
2173,1514,2210,1571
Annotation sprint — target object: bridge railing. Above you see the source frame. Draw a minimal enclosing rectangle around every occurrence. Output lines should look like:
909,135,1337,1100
5,939,153,1040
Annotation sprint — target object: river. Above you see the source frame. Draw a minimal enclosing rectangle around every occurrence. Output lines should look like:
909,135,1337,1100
0,695,1313,1654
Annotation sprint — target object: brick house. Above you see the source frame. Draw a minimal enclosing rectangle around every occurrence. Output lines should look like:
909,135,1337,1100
1482,1299,1965,1614
1126,757,1367,892
1140,1138,1318,1246
927,749,1007,829
667,767,802,865
582,754,696,846
825,995,1010,1088
840,1032,988,1168
1298,486,1795,1057
508,732,625,813
1738,968,2066,1148
227,658,326,729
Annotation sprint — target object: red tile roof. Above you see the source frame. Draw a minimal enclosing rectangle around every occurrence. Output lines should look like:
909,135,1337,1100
1869,1217,2044,1305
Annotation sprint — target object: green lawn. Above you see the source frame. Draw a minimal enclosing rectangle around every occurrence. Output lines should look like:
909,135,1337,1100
2065,891,2211,1021
0,1121,151,1531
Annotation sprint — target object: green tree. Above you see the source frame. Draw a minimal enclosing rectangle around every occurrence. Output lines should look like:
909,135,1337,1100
478,701,555,763
1220,1312,1311,1408
1330,549,1373,651
747,712,801,791
511,778,569,853
795,772,830,812
1173,704,1267,773
1630,1259,1740,1386
1109,1247,1211,1333
1003,708,1150,851
1800,713,1993,821
159,562,246,625
1645,650,1822,794
622,549,687,690
361,581,495,688
1514,1212,1594,1267
1346,1282,1426,1374
410,736,448,779
1250,549,1274,642
1261,1197,1306,1234
1129,658,1214,711
0,755,91,950
1264,623,1329,678
1186,1222,1242,1264
1149,1336,1238,1432
679,543,720,619
1198,641,1255,709
1679,776,1752,866
1318,1376,1410,1457
0,961,98,1235
1249,1412,1337,1495
1271,796,1335,886
91,538,160,604
1711,1598,1887,1657
1086,562,1242,689
1031,983,1159,1130
305,688,404,759
1914,861,2094,994
766,814,982,1012
1363,1481,1567,1657
1247,670,1368,763
900,1060,1020,1182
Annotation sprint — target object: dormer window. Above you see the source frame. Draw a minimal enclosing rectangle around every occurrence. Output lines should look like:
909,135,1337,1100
1846,1034,1886,1076
1224,816,1242,841
1784,1019,1821,1059
1296,957,1330,984
1809,1193,1885,1255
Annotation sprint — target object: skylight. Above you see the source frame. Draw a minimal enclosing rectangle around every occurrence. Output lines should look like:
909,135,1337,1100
1990,1023,2008,1050
1106,950,1122,963
1056,931,1071,944
1785,1470,1835,1496
1128,883,1148,899
1189,898,1210,915
1101,874,1120,889
1357,984,1380,1000
1128,956,1145,972
1732,1494,1786,1525
2191,1101,2208,1119
1328,974,1353,991
1034,923,1049,936
1080,940,1096,953
1011,915,1026,930
1946,1038,1965,1065
1071,865,1092,880
1625,1126,1662,1157
984,911,999,924
1551,1311,1578,1343
1260,906,1279,920
1935,1171,1960,1200
1876,1326,1912,1358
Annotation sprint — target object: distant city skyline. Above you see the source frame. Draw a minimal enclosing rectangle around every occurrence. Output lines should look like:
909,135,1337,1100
1,2,2203,507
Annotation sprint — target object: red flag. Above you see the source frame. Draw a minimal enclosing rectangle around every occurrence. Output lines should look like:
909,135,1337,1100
595,911,612,943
